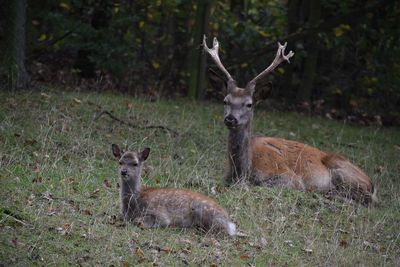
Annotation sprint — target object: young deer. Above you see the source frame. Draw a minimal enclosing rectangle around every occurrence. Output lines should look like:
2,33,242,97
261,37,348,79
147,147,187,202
111,144,236,236
203,36,377,206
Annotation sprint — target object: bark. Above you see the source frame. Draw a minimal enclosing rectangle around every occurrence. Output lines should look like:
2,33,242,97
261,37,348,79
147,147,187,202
187,0,211,99
296,0,321,103
4,0,30,90
280,0,301,101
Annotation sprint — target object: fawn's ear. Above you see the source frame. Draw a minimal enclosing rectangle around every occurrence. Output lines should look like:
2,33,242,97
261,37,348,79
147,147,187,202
112,144,122,159
140,147,150,161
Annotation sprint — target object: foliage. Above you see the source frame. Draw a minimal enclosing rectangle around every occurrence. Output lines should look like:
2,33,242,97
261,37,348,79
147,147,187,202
1,0,396,119
0,88,399,265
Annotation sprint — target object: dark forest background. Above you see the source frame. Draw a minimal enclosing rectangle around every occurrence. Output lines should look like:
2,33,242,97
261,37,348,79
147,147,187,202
1,0,399,125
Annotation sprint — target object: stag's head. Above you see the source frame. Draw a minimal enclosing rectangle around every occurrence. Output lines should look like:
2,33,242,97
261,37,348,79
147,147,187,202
203,36,294,129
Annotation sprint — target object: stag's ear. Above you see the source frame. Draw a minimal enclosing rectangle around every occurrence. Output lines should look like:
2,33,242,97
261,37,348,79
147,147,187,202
140,148,150,162
208,68,226,94
112,144,122,159
253,81,273,105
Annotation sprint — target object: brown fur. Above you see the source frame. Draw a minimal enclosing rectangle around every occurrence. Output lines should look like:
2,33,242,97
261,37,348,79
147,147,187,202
249,136,376,206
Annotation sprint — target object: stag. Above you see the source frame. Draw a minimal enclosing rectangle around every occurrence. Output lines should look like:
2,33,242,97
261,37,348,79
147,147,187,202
203,36,376,206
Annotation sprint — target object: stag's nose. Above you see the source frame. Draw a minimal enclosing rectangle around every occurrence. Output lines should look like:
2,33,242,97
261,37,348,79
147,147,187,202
224,115,238,128
120,169,128,176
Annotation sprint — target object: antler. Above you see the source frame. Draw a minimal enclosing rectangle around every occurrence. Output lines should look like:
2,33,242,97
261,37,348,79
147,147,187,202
203,35,234,82
248,42,294,86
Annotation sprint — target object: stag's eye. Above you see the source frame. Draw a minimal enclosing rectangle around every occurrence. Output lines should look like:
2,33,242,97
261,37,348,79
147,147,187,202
119,161,123,165
246,103,253,108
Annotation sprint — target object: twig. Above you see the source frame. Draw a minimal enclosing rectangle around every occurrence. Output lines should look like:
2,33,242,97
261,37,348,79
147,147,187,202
2,209,30,226
93,110,178,135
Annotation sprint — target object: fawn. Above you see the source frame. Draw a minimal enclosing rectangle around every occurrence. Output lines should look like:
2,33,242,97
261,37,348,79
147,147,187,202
203,36,377,206
111,144,236,235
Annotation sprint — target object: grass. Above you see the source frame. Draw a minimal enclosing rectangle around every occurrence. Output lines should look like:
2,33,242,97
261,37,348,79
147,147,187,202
0,87,399,266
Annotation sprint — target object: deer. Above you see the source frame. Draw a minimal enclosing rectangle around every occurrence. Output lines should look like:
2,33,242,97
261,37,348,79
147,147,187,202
111,144,237,236
203,36,377,206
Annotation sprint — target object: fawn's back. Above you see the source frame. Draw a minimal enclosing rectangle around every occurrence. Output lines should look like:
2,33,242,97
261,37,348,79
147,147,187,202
139,187,230,228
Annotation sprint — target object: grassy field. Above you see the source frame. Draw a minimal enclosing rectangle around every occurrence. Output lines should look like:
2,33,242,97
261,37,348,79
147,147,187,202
1,88,399,266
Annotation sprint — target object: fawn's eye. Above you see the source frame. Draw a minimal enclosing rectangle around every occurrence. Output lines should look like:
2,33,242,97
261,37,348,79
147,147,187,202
246,103,252,108
119,161,123,165
130,162,138,167
223,99,229,105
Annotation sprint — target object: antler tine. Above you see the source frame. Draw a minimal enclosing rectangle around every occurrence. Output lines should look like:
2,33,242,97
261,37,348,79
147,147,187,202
248,42,294,86
203,35,234,82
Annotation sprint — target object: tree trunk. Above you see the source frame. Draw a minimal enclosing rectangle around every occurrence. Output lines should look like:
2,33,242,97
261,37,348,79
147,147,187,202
296,0,320,103
3,0,30,90
280,0,301,102
187,0,211,99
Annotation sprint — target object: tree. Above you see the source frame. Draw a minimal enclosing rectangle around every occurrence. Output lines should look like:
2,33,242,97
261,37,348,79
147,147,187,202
296,0,321,104
187,0,211,99
1,0,30,90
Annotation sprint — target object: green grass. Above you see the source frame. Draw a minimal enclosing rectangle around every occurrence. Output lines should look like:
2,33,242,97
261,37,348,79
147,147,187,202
0,87,399,266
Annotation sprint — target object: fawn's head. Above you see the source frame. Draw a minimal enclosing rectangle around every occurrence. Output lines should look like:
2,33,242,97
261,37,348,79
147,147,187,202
203,36,294,129
112,144,150,181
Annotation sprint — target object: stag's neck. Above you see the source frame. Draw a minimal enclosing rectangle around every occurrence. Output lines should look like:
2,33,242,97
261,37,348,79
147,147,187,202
227,122,252,183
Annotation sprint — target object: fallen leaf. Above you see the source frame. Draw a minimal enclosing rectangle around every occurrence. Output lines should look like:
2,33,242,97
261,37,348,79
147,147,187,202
83,209,92,216
181,239,193,245
7,98,17,107
32,176,42,183
302,247,313,253
134,247,145,258
161,247,172,254
10,239,18,247
73,98,82,104
340,239,349,248
40,92,50,98
32,164,40,173
24,139,37,146
336,228,349,234
211,185,224,195
240,254,249,260
363,240,380,251
56,223,72,235
236,231,249,238
27,194,35,205
89,188,100,198
42,191,54,201
284,240,294,247
102,179,111,188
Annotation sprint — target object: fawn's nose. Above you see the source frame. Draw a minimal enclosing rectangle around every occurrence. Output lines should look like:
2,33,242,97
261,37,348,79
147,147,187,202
224,115,238,128
120,169,128,176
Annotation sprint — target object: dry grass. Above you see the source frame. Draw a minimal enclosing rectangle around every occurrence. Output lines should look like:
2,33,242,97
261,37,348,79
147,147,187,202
0,87,399,266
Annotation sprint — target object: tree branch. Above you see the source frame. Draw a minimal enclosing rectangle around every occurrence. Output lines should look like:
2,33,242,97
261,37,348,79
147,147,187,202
237,0,391,64
93,110,178,135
